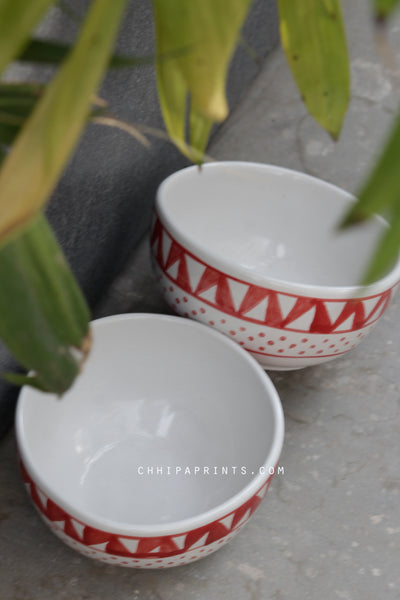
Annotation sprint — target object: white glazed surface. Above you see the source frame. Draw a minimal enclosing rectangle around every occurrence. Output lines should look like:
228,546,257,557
16,314,284,536
157,162,400,294
153,162,400,370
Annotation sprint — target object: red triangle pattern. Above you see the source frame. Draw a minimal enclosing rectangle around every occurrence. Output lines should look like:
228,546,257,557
164,240,182,270
106,536,133,555
265,292,283,327
46,498,67,522
64,517,82,541
20,458,273,560
184,525,211,549
331,299,365,331
153,216,396,334
310,301,333,333
164,241,191,291
366,291,391,323
239,286,269,314
196,267,236,313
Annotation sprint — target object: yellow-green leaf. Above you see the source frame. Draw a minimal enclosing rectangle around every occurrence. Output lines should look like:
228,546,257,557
152,0,251,158
278,0,350,139
189,108,213,164
0,0,128,244
0,0,56,76
154,43,188,157
374,0,400,20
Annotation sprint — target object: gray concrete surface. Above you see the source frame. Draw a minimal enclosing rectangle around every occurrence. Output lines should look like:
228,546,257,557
1,0,400,598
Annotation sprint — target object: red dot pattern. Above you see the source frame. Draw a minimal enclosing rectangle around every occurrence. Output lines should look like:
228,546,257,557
158,275,372,367
53,523,236,569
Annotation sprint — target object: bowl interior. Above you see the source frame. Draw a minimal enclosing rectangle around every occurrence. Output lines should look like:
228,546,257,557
158,163,391,287
17,315,282,528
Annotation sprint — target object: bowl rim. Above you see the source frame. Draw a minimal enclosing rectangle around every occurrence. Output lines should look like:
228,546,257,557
156,161,400,299
16,313,285,537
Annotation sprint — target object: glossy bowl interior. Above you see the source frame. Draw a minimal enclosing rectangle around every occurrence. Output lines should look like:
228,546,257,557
157,162,399,292
16,314,283,538
152,162,400,371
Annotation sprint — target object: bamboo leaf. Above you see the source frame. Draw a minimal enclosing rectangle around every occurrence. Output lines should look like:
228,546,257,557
0,82,45,99
0,213,90,394
361,209,400,284
0,82,105,150
153,38,189,157
0,0,56,75
19,38,157,68
0,84,45,125
374,0,400,20
278,0,350,139
189,108,213,164
0,0,128,244
172,0,252,122
341,111,400,227
3,373,54,393
18,38,68,65
152,0,251,158
340,109,400,283
0,123,21,146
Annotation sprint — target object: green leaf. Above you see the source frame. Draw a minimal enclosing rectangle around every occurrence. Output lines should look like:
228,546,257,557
0,213,90,394
0,84,45,145
0,0,56,75
19,38,157,68
374,0,400,20
278,0,350,139
0,122,21,146
361,209,400,284
109,54,157,69
341,111,400,226
153,40,189,157
340,109,400,283
152,0,251,159
0,0,128,244
189,108,213,164
0,91,43,118
0,82,45,99
0,83,106,148
3,373,52,393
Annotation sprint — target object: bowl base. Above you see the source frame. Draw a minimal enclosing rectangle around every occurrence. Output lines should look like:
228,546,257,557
43,516,240,567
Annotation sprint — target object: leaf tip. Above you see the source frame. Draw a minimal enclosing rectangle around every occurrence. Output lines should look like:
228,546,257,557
329,130,340,142
338,209,368,230
197,91,228,123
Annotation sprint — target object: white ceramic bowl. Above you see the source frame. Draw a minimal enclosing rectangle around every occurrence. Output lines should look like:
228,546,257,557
16,313,284,568
152,162,400,370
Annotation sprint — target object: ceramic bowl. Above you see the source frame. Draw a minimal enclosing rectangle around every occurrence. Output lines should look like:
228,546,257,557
16,313,284,568
152,162,400,370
